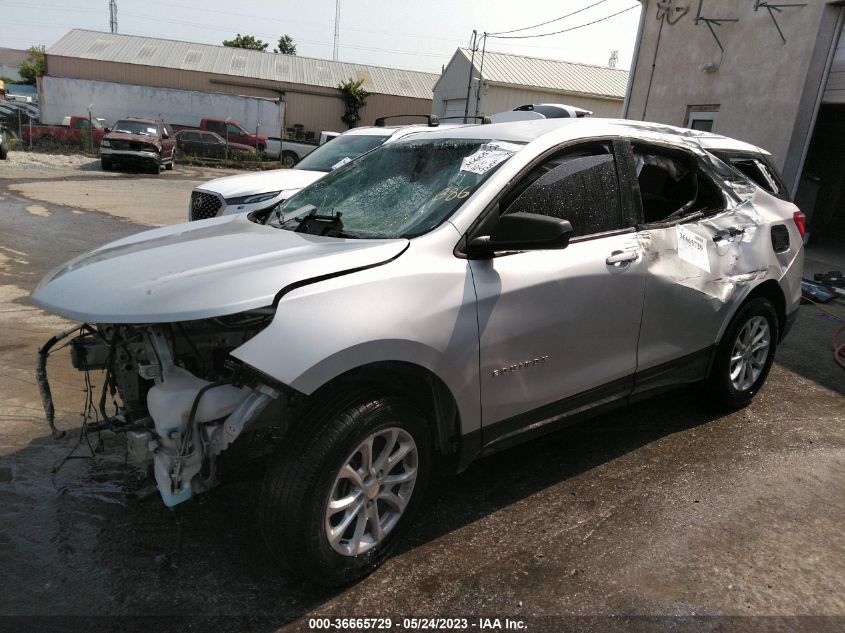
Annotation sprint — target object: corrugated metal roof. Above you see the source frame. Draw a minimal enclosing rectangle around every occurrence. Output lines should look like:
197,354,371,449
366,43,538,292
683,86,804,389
46,30,439,99
462,48,628,100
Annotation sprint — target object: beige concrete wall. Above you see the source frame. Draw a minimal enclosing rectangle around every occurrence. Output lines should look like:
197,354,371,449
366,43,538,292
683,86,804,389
480,84,623,118
45,55,432,137
626,0,839,181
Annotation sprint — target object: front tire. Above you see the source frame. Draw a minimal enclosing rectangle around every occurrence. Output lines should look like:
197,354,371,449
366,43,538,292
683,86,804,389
259,391,431,586
706,297,778,408
101,157,112,171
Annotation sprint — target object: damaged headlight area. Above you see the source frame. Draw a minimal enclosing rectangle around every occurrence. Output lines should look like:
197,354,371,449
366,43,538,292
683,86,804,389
37,308,290,507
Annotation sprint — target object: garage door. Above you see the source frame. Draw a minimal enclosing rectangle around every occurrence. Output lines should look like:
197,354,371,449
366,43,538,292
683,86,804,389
823,17,845,103
444,98,467,119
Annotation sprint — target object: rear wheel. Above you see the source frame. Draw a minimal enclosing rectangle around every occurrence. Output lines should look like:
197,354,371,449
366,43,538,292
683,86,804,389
165,159,174,171
281,150,298,168
706,297,778,408
259,391,431,586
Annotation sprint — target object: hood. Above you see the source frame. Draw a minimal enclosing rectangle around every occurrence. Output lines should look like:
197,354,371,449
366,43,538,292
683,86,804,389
198,169,325,198
104,131,159,145
32,214,408,324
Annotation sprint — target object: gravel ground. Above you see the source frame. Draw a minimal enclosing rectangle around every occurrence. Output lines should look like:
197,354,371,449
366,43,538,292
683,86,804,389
0,155,843,633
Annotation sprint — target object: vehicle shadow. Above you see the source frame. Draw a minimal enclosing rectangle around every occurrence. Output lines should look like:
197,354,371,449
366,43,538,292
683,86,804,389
0,384,722,631
402,385,718,551
775,304,844,396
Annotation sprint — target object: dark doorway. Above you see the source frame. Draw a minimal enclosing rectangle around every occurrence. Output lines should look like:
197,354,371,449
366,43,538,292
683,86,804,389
796,104,845,253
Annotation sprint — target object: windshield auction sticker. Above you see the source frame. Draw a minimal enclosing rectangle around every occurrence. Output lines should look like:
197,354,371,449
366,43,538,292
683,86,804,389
676,224,711,272
460,144,514,175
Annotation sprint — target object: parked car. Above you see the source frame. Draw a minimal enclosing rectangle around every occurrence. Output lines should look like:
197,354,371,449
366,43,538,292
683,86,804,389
100,118,177,173
173,118,267,153
174,129,256,160
0,127,8,160
32,118,804,586
21,115,105,147
188,121,456,221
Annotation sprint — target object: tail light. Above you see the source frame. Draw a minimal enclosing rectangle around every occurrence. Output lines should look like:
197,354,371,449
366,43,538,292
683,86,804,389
793,210,806,238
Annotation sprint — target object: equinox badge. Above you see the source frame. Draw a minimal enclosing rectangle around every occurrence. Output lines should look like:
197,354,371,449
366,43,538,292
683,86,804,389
492,355,549,378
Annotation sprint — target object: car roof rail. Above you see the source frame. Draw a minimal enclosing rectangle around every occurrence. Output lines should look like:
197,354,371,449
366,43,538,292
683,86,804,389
438,115,492,124
374,114,440,127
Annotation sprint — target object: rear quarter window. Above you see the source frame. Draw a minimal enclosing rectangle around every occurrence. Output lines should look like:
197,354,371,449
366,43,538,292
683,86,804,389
712,151,789,200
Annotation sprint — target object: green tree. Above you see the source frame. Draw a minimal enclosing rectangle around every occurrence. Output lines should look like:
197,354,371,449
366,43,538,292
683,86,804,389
222,34,269,51
275,34,297,55
18,46,46,85
338,78,370,129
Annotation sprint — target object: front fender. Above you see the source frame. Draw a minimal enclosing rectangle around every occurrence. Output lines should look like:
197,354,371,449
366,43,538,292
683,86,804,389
230,229,482,434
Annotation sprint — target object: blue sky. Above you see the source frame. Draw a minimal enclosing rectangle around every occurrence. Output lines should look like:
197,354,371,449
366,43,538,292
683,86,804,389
0,0,642,73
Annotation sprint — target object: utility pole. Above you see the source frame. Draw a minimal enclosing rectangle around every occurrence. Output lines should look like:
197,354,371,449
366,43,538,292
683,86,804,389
109,0,118,34
463,30,477,124
333,0,340,61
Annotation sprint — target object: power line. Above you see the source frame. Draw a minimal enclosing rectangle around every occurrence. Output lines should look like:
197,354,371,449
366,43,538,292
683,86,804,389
487,0,610,36
488,4,640,39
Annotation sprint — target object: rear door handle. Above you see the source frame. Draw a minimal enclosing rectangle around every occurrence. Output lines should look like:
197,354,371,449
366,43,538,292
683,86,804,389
606,251,639,266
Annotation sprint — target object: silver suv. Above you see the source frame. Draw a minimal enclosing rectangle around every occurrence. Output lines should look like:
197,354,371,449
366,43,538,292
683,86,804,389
32,118,804,585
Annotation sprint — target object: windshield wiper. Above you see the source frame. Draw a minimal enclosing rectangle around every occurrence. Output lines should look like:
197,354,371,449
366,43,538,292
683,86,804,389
293,209,346,237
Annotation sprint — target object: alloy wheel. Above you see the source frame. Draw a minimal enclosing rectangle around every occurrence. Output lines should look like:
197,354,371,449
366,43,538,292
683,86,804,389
325,427,418,556
729,315,771,392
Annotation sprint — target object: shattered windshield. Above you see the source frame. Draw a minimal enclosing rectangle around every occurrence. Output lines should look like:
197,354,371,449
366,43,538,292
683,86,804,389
266,138,521,238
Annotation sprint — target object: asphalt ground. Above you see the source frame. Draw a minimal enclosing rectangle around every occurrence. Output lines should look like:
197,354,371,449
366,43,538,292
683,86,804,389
0,151,843,633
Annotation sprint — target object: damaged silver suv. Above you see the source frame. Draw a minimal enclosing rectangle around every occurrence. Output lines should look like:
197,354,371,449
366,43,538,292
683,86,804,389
32,118,804,585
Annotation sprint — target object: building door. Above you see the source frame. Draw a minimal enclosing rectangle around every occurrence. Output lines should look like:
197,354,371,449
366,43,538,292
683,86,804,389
443,98,467,120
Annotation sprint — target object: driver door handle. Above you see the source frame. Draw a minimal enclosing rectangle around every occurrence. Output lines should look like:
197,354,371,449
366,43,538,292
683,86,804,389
606,250,639,266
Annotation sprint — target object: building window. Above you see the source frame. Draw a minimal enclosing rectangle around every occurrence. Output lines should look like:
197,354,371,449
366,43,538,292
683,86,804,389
686,105,720,132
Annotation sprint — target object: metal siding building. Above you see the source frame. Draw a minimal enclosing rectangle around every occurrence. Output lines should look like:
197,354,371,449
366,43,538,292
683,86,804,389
44,30,437,135
433,48,629,120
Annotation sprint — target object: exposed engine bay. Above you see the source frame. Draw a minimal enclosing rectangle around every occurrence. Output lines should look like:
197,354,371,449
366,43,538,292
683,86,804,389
37,308,291,506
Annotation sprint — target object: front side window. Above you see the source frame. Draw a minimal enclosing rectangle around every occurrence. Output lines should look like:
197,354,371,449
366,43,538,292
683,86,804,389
295,134,389,173
266,138,521,239
502,144,624,237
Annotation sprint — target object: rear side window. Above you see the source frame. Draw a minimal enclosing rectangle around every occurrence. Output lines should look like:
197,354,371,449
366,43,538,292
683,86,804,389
502,145,624,237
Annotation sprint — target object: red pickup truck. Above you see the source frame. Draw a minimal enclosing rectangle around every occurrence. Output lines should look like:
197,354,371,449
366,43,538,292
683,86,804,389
173,118,267,152
22,116,107,146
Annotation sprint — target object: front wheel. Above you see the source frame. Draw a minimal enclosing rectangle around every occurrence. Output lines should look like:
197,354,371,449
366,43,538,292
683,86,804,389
259,392,431,586
706,297,778,408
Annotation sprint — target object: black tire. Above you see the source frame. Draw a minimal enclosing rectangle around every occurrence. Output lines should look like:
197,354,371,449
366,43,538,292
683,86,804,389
101,157,112,171
0,146,7,160
151,159,161,174
165,159,174,171
281,150,298,168
259,390,431,586
706,297,778,409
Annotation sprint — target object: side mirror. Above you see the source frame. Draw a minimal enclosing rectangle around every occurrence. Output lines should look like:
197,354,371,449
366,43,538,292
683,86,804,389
104,127,111,133
469,212,573,257
162,132,170,139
